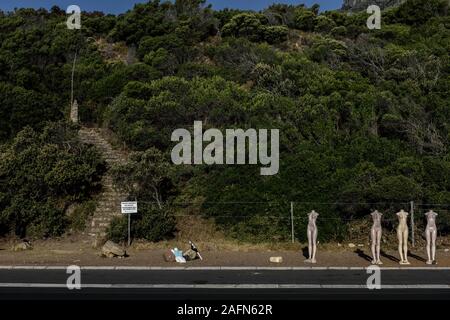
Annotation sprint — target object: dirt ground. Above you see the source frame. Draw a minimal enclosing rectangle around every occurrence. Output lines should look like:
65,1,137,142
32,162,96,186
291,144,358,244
0,236,449,267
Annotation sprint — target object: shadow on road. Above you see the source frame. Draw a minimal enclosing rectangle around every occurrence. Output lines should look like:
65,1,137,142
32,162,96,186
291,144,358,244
381,250,400,263
354,249,372,262
408,252,427,262
301,247,309,259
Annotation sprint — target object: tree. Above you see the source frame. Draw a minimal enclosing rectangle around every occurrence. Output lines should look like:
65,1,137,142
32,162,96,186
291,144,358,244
222,13,267,42
111,148,174,209
395,0,448,25
109,148,176,242
294,8,316,31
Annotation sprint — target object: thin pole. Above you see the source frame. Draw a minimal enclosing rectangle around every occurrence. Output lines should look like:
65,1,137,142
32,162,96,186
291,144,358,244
128,213,131,247
291,202,295,243
410,201,415,248
70,52,77,107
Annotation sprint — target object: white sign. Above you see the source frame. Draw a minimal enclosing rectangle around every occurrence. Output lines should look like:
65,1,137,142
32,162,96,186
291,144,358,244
121,202,138,214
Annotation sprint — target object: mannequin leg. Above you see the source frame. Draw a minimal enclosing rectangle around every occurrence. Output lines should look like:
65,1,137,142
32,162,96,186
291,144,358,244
311,229,317,264
403,229,409,264
432,230,437,263
305,229,312,262
397,229,404,263
376,230,382,264
371,229,377,264
426,230,432,264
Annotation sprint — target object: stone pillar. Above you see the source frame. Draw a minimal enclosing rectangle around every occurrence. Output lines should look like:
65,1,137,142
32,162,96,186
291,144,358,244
70,99,79,123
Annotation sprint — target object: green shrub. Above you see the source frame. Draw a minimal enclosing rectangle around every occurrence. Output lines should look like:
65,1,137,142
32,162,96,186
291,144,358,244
106,205,176,243
0,122,105,238
69,201,97,232
263,25,289,44
314,16,337,33
294,8,316,31
330,26,347,37
395,0,448,25
222,13,266,42
106,216,129,243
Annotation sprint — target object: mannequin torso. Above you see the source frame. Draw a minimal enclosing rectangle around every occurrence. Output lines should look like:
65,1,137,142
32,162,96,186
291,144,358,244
425,211,437,232
371,210,382,231
308,211,318,231
397,210,408,232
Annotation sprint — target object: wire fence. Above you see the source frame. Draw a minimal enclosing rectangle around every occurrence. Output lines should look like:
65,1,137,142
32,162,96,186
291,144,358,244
109,199,450,246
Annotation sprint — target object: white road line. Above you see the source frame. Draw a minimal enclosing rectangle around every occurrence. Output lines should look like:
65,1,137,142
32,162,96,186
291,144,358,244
0,283,448,289
0,266,450,271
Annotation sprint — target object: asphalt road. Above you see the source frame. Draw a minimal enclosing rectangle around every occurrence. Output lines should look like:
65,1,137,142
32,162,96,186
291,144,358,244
0,268,449,300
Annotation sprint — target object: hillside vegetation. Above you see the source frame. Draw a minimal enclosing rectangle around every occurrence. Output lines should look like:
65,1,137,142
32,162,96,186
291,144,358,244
0,0,449,242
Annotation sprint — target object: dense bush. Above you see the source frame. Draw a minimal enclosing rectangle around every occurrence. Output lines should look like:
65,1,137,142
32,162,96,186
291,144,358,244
107,205,176,243
68,200,97,232
222,13,288,44
0,122,105,238
294,7,316,31
108,149,177,242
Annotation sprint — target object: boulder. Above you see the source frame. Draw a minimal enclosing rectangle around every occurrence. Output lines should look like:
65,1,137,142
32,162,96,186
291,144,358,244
102,240,126,258
163,250,176,262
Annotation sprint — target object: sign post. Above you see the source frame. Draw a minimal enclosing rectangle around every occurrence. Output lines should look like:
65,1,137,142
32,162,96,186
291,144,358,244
121,201,138,247
128,213,131,247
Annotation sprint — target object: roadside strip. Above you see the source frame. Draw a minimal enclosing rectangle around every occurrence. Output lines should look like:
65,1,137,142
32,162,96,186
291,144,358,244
1,266,450,271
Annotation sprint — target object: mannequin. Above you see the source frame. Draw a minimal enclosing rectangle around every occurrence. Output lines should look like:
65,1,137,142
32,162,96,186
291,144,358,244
425,210,438,265
370,210,383,265
396,209,410,265
305,210,319,264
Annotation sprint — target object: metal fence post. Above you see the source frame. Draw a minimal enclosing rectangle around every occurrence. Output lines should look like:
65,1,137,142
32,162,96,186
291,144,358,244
291,202,295,243
410,201,415,248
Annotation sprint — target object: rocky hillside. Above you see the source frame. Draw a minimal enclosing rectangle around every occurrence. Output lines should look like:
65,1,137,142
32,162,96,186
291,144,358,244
342,0,406,11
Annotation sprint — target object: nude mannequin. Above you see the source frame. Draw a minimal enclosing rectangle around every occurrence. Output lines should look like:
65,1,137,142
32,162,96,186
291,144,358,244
425,210,438,265
370,210,383,265
305,210,319,264
396,209,410,265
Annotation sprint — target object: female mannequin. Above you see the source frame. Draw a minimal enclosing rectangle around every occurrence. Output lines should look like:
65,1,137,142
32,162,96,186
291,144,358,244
396,210,410,265
305,210,319,264
370,210,383,265
425,210,438,265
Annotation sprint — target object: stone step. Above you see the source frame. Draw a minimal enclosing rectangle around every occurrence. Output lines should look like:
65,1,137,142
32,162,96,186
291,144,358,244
78,126,129,239
97,197,127,202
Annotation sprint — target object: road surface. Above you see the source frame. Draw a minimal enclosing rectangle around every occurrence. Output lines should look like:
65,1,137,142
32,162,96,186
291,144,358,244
0,267,449,300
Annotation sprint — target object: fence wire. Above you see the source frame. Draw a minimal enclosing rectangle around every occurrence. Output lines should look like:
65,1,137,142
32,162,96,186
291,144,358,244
108,199,450,245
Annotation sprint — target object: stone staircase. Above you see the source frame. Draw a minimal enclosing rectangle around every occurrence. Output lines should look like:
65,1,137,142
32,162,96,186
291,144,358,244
78,127,128,242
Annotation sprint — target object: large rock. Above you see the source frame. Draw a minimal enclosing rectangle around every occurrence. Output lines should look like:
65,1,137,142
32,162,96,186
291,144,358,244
163,250,176,262
102,240,126,258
